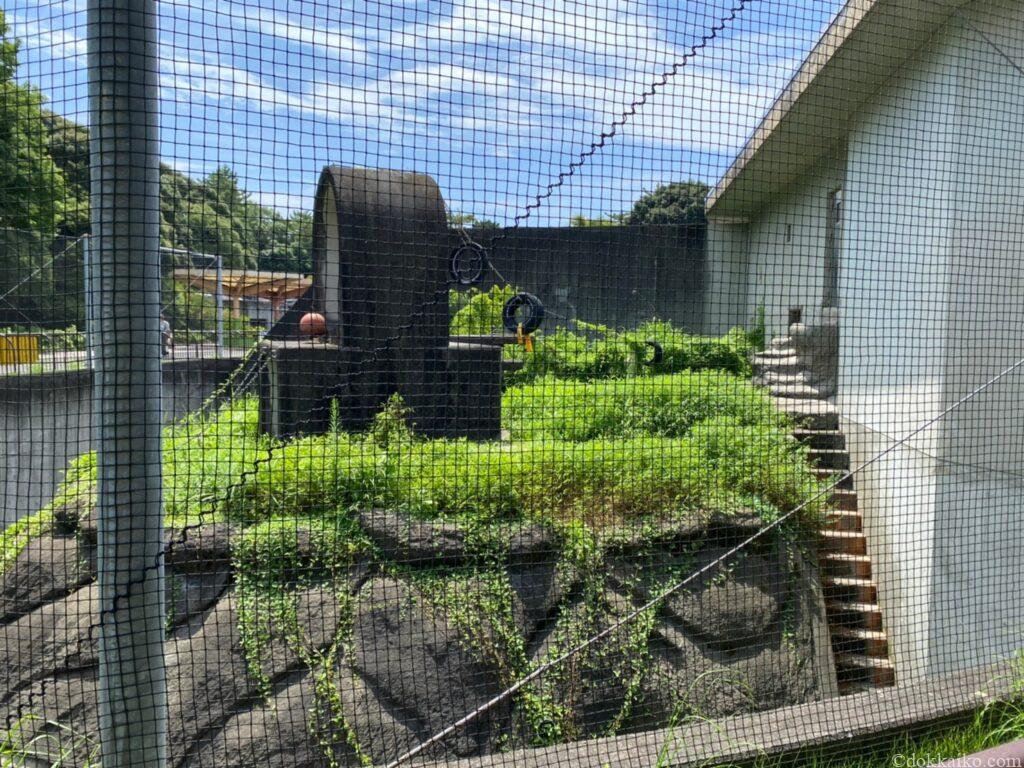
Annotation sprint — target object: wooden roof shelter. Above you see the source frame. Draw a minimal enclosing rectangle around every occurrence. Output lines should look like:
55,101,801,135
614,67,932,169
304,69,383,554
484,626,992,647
171,268,311,318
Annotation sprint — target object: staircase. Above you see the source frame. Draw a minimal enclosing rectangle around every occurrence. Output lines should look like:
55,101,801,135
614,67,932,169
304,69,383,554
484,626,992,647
754,335,895,694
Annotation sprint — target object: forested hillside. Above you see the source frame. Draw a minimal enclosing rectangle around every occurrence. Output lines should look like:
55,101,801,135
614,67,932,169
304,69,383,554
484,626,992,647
0,9,311,326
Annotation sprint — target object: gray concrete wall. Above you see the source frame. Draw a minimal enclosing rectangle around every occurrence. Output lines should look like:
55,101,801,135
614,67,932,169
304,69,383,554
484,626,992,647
703,220,751,336
841,1,1024,681
0,358,241,526
473,224,706,332
745,150,847,340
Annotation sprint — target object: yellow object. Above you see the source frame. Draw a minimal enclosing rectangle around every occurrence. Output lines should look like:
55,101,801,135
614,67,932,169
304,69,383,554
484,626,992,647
0,334,41,364
516,323,534,352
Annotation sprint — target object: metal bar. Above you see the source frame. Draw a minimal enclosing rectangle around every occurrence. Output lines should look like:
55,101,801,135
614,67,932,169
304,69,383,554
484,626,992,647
215,253,224,356
88,0,167,765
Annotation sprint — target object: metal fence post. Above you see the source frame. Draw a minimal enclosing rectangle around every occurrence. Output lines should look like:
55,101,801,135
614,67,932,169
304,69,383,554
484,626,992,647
88,1,167,766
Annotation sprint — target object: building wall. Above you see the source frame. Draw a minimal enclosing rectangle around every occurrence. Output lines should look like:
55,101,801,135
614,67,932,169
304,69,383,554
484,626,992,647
929,0,1024,675
838,13,961,683
704,220,750,336
743,150,846,340
842,0,1024,681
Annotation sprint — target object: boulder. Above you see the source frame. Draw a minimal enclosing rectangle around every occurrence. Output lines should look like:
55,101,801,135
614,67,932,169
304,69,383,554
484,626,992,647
182,673,360,768
662,549,783,653
357,509,467,566
0,672,100,768
357,510,557,568
0,583,99,702
0,535,93,625
164,523,238,575
351,576,510,758
166,586,352,768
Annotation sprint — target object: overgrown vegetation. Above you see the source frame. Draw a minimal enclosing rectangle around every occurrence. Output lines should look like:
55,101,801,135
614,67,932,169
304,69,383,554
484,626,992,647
7,310,825,761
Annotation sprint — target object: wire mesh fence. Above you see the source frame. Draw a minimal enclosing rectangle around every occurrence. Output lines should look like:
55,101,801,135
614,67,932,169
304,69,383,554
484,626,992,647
2,0,1024,767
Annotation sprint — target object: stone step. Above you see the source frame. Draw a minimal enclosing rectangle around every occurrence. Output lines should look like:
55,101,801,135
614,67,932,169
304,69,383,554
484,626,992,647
755,370,811,386
768,336,794,351
752,357,802,375
820,553,873,579
831,626,889,658
824,576,877,603
826,601,884,632
809,448,850,470
773,399,839,430
814,468,853,489
770,383,828,400
793,428,846,450
821,530,867,556
835,653,896,687
824,509,862,532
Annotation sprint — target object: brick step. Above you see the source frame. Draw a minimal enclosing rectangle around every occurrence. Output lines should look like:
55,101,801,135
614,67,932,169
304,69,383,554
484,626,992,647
831,626,889,658
824,509,862,532
814,468,853,489
824,576,877,603
809,448,850,470
820,530,867,556
835,653,896,687
826,601,884,631
793,428,846,450
820,552,873,579
828,489,858,511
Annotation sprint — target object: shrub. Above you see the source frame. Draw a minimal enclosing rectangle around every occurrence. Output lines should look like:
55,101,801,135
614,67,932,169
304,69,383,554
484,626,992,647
503,372,788,442
506,319,755,386
450,285,517,336
221,424,820,529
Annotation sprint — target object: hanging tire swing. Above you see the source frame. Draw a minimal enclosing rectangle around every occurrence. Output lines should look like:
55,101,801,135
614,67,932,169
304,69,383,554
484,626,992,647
502,292,545,335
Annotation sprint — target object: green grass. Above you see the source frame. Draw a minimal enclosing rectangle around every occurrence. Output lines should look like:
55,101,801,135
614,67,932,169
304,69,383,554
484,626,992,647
505,321,757,386
503,372,788,442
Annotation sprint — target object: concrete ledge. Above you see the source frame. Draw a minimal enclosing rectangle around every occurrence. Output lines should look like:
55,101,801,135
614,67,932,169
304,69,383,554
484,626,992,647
421,661,1018,768
0,355,245,397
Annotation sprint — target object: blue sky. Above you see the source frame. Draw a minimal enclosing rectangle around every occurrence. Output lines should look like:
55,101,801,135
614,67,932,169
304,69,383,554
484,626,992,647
8,0,842,225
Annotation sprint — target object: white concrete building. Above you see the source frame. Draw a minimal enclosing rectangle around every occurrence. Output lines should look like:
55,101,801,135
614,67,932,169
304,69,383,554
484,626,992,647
706,0,1024,681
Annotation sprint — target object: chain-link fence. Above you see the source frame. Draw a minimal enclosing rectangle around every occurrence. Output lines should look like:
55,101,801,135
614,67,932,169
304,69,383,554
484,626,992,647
2,1,1024,767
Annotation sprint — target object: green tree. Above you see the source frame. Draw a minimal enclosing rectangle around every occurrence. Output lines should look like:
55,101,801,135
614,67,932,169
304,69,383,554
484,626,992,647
0,10,71,233
448,212,501,230
569,213,627,227
627,181,709,226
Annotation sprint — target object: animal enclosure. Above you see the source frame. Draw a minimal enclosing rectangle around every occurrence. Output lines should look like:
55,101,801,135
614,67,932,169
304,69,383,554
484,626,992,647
2,1,1024,767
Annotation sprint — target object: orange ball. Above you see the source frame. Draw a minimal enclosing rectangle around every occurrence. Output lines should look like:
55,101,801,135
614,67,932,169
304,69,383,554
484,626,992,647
299,312,327,337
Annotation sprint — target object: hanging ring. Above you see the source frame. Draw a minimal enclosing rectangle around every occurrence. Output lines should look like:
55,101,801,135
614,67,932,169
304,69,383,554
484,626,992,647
449,243,489,285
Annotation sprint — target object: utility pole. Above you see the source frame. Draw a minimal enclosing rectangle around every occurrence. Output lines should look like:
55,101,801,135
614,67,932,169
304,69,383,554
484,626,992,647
88,0,167,765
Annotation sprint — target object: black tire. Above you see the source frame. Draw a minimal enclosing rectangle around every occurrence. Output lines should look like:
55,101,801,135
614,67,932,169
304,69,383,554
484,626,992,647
502,292,545,335
641,339,664,366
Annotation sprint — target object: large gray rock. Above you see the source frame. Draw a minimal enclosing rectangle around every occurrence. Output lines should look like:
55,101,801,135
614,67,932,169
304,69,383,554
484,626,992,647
166,586,352,768
663,549,784,652
0,582,99,703
357,509,467,566
0,535,93,625
351,576,510,758
0,672,100,768
182,673,360,768
357,510,557,568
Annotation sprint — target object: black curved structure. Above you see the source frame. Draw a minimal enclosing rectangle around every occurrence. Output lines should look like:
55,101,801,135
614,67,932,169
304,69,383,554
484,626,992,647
258,166,502,440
